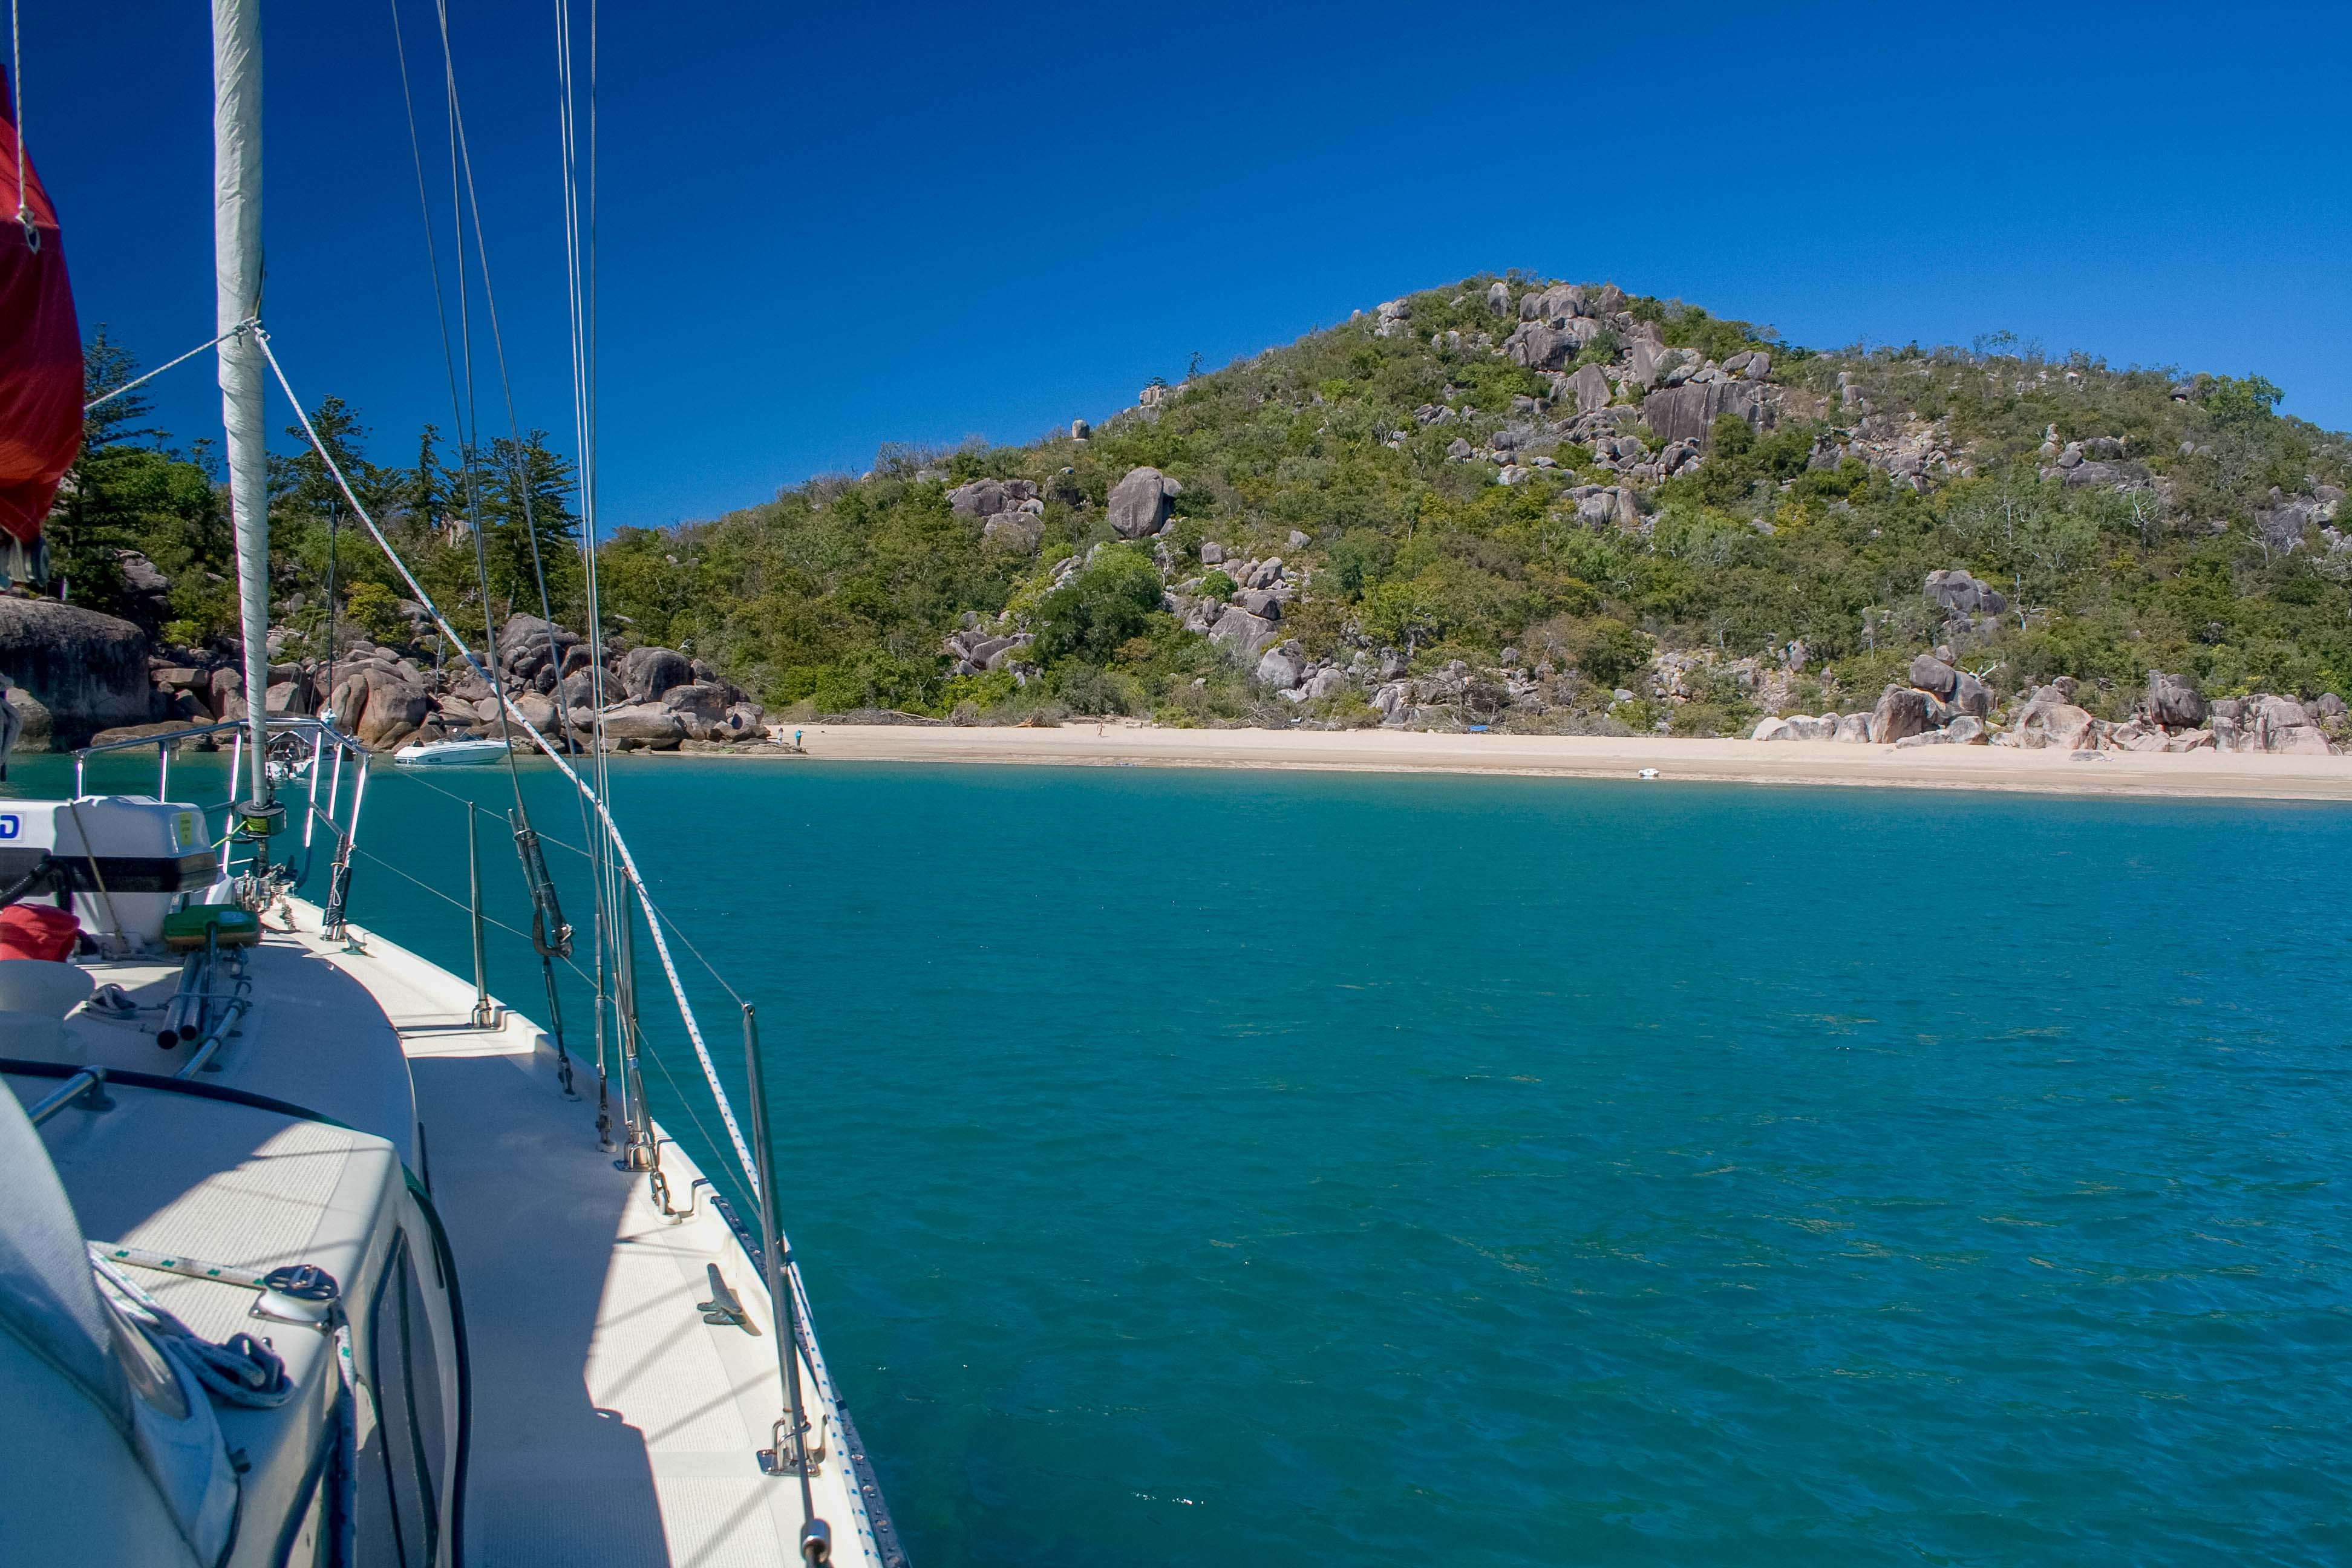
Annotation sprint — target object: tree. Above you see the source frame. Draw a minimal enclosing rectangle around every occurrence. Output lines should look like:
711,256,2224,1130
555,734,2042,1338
51,329,234,632
1034,546,1161,663
471,430,581,628
1359,577,1445,658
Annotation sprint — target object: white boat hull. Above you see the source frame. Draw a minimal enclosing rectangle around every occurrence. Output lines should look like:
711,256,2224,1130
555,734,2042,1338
393,739,511,768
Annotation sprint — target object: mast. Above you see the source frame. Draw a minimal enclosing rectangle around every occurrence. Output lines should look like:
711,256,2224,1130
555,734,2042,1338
213,0,272,814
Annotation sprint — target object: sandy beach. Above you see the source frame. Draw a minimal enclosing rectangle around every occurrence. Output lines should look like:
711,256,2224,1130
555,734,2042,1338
739,722,2352,803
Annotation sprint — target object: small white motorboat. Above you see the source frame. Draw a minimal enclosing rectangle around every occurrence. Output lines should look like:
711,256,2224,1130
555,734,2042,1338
393,736,511,767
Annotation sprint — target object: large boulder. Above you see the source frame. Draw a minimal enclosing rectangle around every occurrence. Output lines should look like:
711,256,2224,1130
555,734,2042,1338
599,701,685,750
1566,364,1612,414
981,513,1045,552
2250,695,2332,753
5,684,52,751
2146,670,2207,728
1207,606,1278,658
1641,379,1772,448
1255,645,1306,690
0,599,154,746
1626,340,1671,391
511,693,560,735
1521,283,1588,321
619,645,693,703
499,613,578,679
946,479,1005,518
1924,568,2007,618
1951,672,1993,719
713,702,768,742
1108,467,1183,540
659,681,730,725
2016,700,2097,751
1833,712,1872,743
1867,685,1931,744
1907,655,1960,701
1509,324,1570,371
331,666,433,751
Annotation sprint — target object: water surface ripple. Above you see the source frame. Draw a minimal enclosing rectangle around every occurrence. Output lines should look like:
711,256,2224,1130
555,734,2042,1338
48,756,2349,1566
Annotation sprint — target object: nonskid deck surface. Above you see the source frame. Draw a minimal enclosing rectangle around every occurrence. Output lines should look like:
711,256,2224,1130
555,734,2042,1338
284,906,889,1568
7,901,884,1566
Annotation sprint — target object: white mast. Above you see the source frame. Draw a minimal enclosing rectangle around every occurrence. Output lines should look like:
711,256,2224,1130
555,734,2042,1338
213,0,271,811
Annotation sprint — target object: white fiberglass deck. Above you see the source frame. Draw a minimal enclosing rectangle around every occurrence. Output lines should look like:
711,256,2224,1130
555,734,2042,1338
294,901,895,1568
11,897,896,1568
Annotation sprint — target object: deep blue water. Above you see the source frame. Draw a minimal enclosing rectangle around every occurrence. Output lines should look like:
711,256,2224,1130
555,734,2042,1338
27,753,2352,1566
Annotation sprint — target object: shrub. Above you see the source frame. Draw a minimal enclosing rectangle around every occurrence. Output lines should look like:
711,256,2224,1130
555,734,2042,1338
1570,617,1651,687
1033,546,1165,664
1198,570,1237,602
344,580,413,647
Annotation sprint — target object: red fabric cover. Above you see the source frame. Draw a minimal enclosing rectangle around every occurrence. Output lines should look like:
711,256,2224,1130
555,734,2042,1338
0,67,80,548
0,903,80,961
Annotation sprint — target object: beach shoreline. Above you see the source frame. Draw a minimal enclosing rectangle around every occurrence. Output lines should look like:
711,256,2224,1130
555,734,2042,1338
717,723,2352,803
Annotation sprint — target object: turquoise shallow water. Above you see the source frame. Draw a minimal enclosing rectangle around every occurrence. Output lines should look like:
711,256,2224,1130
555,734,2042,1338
27,753,2352,1565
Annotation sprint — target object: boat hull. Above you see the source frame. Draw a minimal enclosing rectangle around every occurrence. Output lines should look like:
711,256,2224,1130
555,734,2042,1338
393,739,511,768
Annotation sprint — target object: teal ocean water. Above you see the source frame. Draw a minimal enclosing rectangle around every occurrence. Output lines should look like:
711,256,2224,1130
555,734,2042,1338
28,753,2352,1565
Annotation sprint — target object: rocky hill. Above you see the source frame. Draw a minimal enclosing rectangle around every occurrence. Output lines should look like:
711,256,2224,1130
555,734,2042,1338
24,276,2352,757
584,273,2350,753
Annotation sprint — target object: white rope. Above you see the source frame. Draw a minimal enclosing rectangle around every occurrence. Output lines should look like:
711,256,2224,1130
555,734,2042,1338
10,0,30,244
90,1249,296,1408
256,329,762,1195
83,321,254,413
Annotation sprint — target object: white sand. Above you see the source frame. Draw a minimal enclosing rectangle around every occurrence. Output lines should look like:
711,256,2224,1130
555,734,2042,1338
729,722,2352,803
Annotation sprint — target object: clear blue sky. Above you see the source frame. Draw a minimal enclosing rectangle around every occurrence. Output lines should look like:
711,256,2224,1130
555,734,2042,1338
24,1,2352,532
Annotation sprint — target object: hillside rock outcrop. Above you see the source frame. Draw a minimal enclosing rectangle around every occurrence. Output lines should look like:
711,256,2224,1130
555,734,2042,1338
1108,467,1183,539
0,599,154,747
1641,379,1774,448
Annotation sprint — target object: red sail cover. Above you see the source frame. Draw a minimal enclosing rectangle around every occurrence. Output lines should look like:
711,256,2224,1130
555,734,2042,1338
0,70,80,548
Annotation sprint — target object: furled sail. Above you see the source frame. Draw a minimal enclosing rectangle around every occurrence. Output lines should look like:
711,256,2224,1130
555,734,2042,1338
0,67,78,586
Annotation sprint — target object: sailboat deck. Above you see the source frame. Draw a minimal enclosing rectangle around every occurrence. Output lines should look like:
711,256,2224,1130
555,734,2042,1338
298,903,895,1568
13,902,892,1568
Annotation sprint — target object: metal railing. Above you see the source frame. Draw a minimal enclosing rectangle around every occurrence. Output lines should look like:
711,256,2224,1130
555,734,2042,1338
66,713,892,1560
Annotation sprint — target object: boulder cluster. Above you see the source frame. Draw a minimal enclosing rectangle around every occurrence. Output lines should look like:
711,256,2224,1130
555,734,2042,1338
106,613,776,755
948,477,1048,554
1175,542,1298,659
1396,281,1783,508
1754,666,2342,756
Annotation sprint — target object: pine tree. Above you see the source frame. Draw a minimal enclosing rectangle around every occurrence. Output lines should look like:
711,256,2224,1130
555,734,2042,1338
471,431,581,628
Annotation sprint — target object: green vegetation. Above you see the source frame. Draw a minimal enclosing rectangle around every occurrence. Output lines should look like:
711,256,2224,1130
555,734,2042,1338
61,333,583,662
51,277,2352,730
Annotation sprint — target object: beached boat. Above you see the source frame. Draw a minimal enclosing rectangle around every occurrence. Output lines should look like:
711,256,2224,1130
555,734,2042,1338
0,5,900,1565
392,737,511,768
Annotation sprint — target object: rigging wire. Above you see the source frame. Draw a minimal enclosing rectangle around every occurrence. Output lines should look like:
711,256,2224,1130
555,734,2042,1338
387,0,526,814
422,0,571,762
259,328,761,1194
82,322,253,413
429,0,532,817
556,0,624,1134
